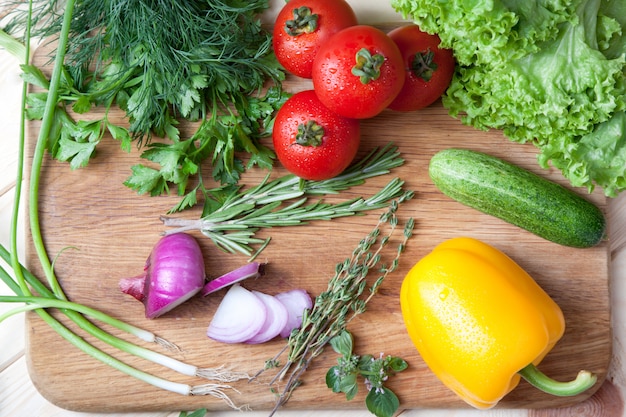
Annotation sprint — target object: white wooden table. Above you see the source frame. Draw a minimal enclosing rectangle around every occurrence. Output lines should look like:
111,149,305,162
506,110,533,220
2,1,626,416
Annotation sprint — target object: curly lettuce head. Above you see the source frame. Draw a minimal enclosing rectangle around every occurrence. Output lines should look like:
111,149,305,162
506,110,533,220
393,0,626,196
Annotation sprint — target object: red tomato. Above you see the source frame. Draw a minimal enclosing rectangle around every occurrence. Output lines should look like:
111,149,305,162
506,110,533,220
272,90,360,180
272,0,358,79
311,25,405,119
387,24,455,111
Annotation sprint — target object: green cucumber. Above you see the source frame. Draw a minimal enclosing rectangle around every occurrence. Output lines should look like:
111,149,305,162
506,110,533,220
428,148,606,248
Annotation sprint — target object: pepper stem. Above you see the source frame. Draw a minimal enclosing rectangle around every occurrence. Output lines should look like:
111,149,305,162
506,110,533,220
518,364,597,397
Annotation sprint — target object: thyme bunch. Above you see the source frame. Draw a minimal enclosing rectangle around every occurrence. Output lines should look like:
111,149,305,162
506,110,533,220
256,192,415,415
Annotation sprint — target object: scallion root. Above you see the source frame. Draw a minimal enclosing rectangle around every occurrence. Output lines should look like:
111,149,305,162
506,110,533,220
190,384,248,410
196,366,251,382
154,336,183,353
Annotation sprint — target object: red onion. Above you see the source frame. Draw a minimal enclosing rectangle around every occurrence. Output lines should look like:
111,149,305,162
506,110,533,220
206,286,312,344
275,289,313,338
245,291,289,344
119,233,205,319
207,284,267,343
118,275,145,302
202,262,265,296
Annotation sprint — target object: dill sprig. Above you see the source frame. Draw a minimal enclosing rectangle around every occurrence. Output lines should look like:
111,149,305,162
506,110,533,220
254,193,415,415
7,0,283,139
4,0,288,211
161,144,407,258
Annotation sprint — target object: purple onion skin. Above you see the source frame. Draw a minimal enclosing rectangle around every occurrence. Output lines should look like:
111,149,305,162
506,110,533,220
142,233,206,319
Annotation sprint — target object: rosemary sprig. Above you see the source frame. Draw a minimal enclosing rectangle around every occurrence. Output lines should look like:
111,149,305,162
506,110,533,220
161,144,406,258
255,192,415,415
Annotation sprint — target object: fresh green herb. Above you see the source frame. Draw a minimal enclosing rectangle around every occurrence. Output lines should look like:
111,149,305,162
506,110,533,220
256,195,415,415
0,1,249,407
392,0,626,197
0,27,26,59
178,409,208,417
326,330,408,417
161,144,407,258
5,0,288,211
19,63,133,169
124,86,288,213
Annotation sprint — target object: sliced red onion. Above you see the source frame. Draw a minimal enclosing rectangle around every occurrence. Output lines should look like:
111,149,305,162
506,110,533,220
207,284,267,343
245,291,289,344
202,262,265,296
119,233,205,319
275,289,313,338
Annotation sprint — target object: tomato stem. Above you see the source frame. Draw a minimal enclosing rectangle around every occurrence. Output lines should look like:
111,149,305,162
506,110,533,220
285,6,318,36
410,49,437,82
295,120,325,147
352,48,385,84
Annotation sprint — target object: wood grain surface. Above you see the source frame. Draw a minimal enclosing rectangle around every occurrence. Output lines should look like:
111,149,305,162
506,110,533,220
23,39,611,413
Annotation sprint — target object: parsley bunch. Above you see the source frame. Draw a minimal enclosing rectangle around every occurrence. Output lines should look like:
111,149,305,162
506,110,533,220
8,0,287,211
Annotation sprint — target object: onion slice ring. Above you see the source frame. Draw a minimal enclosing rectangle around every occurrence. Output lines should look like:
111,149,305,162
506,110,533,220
202,262,265,296
275,289,313,338
245,291,289,344
207,284,267,343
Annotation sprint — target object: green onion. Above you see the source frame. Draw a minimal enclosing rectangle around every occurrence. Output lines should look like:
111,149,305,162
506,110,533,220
0,0,412,409
0,29,26,60
0,0,247,406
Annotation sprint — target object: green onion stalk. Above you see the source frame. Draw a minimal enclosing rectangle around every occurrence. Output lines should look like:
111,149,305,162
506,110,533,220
0,0,249,407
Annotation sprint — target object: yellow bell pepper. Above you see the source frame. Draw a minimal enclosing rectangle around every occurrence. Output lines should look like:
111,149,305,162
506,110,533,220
400,237,596,409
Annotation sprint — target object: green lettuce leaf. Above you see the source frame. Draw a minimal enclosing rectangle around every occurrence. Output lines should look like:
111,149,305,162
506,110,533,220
393,0,626,196
544,111,626,196
598,0,626,59
391,0,576,66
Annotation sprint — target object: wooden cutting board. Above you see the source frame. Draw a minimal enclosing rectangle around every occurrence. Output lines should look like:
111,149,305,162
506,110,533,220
24,37,611,413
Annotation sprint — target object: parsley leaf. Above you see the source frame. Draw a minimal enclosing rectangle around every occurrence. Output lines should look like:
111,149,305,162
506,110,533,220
125,86,288,212
13,0,288,212
124,165,168,197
